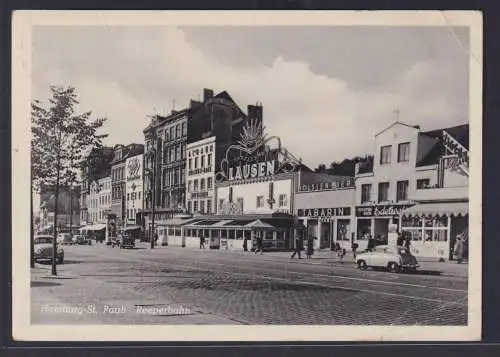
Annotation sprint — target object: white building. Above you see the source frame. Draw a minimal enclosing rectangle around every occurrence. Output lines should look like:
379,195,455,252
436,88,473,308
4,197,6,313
86,177,111,224
185,136,216,215
125,153,143,226
354,121,469,260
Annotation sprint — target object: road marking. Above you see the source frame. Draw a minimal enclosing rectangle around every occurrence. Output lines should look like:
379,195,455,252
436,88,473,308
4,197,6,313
71,248,467,307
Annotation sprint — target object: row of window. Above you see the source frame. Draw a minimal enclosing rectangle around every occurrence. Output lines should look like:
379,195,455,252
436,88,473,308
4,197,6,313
360,178,430,204
126,191,141,201
162,167,186,187
127,209,139,220
187,199,213,214
87,194,111,208
111,166,125,181
88,210,108,223
380,142,410,165
216,194,288,210
163,143,186,164
187,177,213,192
163,121,187,142
188,153,213,170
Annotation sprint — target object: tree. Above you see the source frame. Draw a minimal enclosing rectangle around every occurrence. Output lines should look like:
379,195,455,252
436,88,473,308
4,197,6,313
31,86,107,275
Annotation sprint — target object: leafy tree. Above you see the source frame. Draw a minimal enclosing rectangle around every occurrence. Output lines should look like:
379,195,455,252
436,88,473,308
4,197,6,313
31,86,107,275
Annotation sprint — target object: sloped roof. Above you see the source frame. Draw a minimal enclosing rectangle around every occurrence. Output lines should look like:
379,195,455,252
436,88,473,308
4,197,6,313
417,124,469,167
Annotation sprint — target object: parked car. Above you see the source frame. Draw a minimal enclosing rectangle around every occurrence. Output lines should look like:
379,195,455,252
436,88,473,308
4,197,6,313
72,234,92,245
356,245,419,273
34,235,64,264
57,233,73,245
119,234,135,249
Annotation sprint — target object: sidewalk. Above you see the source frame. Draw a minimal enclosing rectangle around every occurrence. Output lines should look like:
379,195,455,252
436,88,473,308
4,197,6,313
154,244,469,278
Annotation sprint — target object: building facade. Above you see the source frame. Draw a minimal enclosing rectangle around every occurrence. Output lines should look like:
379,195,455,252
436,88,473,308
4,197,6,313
143,88,262,240
125,153,143,226
110,143,144,232
353,121,469,259
295,171,356,251
186,136,216,214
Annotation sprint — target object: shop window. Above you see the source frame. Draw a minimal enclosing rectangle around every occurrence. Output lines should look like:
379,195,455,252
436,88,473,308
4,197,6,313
236,230,244,240
378,182,389,202
229,230,235,239
380,145,392,165
256,195,265,208
175,228,181,236
398,142,410,162
278,194,288,207
361,184,371,203
416,178,430,189
337,219,351,241
396,181,409,202
357,219,371,239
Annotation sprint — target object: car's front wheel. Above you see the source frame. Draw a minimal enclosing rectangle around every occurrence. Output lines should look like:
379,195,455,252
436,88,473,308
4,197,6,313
357,260,367,270
388,262,399,273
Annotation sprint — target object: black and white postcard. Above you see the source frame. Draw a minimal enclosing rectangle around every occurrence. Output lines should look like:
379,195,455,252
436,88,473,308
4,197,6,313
11,10,482,341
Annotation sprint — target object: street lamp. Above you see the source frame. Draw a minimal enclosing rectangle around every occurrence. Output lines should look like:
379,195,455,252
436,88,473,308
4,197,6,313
145,131,158,249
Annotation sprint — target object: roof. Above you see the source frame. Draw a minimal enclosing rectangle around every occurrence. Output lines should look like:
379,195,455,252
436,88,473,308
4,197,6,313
375,121,420,137
417,124,469,167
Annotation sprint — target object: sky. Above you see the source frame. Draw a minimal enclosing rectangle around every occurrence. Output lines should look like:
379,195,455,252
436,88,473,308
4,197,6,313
32,25,470,170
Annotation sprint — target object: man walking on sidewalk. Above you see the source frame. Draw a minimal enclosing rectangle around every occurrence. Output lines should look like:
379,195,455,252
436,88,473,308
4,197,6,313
291,235,303,259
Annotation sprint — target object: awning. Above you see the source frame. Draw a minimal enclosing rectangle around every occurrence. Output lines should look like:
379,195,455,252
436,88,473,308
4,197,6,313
402,202,468,217
81,223,107,231
123,225,141,231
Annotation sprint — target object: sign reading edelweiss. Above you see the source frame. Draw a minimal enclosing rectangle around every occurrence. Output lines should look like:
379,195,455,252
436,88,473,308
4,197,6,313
355,204,414,217
215,119,300,182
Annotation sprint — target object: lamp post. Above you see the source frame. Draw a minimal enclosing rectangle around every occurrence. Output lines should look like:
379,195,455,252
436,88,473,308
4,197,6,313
145,131,157,250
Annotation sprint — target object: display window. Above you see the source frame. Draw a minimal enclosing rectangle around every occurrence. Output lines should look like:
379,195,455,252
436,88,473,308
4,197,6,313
357,219,371,239
402,216,448,242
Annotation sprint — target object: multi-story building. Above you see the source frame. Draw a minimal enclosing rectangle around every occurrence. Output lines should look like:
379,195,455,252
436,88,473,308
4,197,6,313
143,88,260,240
354,121,469,259
125,152,143,226
85,176,111,225
110,143,144,231
80,146,115,226
185,136,216,214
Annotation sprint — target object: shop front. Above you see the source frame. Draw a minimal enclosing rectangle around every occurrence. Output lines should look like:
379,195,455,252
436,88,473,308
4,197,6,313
401,201,468,260
296,207,353,251
355,204,414,250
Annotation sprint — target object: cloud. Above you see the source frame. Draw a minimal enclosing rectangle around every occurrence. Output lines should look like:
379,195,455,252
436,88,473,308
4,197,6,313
32,26,468,169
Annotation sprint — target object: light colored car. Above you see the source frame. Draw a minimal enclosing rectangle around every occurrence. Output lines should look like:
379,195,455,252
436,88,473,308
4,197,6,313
72,234,92,245
34,235,64,264
57,233,73,245
356,245,418,273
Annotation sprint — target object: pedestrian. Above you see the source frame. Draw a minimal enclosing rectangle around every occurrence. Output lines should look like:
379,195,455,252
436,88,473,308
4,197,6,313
453,235,464,264
306,236,314,259
367,235,375,251
337,244,346,263
243,236,248,252
154,233,159,247
254,235,263,255
396,232,404,247
351,240,358,261
290,234,303,259
199,234,205,249
404,233,411,250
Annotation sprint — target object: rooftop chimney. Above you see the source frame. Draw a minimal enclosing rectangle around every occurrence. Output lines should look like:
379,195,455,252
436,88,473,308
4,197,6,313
203,88,214,102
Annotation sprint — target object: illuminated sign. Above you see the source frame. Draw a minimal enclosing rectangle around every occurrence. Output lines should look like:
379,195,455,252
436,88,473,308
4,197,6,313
442,130,469,167
297,207,351,218
299,178,355,192
126,156,142,181
215,119,299,182
355,204,413,217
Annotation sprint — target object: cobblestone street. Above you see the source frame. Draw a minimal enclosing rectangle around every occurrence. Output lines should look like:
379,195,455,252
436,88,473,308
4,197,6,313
31,243,468,325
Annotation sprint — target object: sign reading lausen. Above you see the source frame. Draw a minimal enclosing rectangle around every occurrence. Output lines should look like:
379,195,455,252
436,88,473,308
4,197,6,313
228,160,276,181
